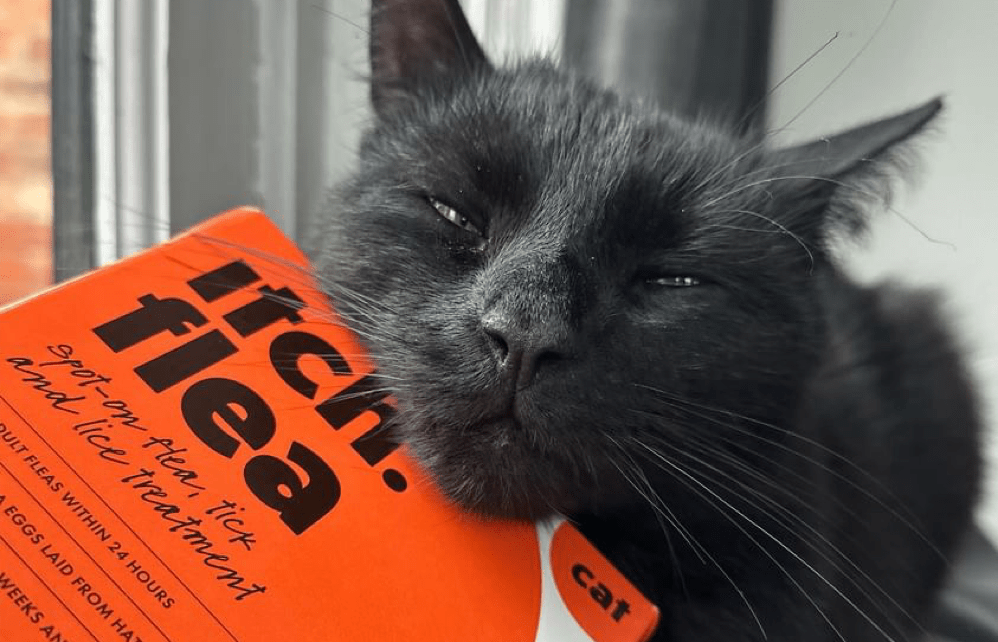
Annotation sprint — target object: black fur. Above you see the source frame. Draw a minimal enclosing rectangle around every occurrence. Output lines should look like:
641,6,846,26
311,1,981,639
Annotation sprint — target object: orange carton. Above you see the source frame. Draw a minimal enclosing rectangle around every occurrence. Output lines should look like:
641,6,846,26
0,208,659,642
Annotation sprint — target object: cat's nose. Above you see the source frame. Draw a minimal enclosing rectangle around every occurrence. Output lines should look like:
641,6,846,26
481,309,572,389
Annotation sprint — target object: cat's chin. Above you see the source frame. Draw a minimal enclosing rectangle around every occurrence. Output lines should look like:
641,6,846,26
403,416,594,523
448,491,565,523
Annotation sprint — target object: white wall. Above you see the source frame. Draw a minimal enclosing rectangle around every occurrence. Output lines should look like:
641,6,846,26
769,0,998,540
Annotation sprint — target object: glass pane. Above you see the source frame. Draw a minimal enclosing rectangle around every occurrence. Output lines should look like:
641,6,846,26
0,0,51,304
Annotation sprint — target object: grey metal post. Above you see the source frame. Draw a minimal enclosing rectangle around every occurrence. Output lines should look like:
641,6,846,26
563,0,773,130
51,0,95,281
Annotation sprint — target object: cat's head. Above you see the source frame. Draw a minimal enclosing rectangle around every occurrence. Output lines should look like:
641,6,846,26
314,0,939,521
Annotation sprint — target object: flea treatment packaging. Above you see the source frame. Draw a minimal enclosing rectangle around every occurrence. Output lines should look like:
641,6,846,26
0,208,658,642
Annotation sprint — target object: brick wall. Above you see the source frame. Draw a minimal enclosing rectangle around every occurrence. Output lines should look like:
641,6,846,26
0,0,51,304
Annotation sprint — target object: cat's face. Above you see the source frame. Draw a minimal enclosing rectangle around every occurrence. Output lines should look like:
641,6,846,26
313,0,939,521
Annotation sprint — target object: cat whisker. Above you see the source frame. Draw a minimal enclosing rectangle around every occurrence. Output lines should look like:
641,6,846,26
677,426,933,589
631,436,893,642
687,142,764,196
701,170,952,249
737,31,841,134
630,399,954,634
188,234,426,326
606,436,763,611
634,383,945,536
629,434,827,641
605,434,701,558
664,442,911,640
157,242,416,353
630,382,942,557
706,207,815,272
700,223,787,235
602,449,693,599
774,0,899,135
307,2,370,36
646,428,923,636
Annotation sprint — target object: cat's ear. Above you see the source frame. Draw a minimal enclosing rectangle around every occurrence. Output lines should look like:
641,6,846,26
369,0,491,115
773,98,941,180
770,97,942,238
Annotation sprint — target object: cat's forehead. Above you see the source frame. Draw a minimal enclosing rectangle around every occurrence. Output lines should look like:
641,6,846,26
476,64,736,180
402,63,754,246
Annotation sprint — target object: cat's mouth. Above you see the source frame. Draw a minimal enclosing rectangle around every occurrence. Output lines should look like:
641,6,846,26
400,409,600,522
477,413,521,447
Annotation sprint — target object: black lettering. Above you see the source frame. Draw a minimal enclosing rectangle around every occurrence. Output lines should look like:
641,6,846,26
48,344,74,359
102,399,147,431
187,260,261,302
269,331,351,399
316,373,394,430
611,599,631,622
181,378,275,457
244,442,339,534
591,582,612,609
93,294,208,352
135,330,237,392
571,563,593,588
223,286,305,338
6,358,86,414
350,425,401,467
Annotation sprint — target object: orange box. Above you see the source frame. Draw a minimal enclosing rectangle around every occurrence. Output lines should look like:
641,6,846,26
0,208,658,642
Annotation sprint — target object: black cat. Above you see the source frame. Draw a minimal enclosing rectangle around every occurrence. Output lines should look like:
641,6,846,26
311,1,982,639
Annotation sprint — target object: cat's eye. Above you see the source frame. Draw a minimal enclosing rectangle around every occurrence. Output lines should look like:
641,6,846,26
429,197,483,236
646,275,701,288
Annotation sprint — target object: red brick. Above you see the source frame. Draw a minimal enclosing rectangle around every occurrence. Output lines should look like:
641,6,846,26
0,0,52,304
28,33,48,61
0,218,52,304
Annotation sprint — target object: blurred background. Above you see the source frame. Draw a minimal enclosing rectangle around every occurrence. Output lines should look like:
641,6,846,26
0,0,49,303
1,0,995,539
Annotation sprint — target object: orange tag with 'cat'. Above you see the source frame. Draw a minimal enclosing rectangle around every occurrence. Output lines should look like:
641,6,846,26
0,208,658,642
